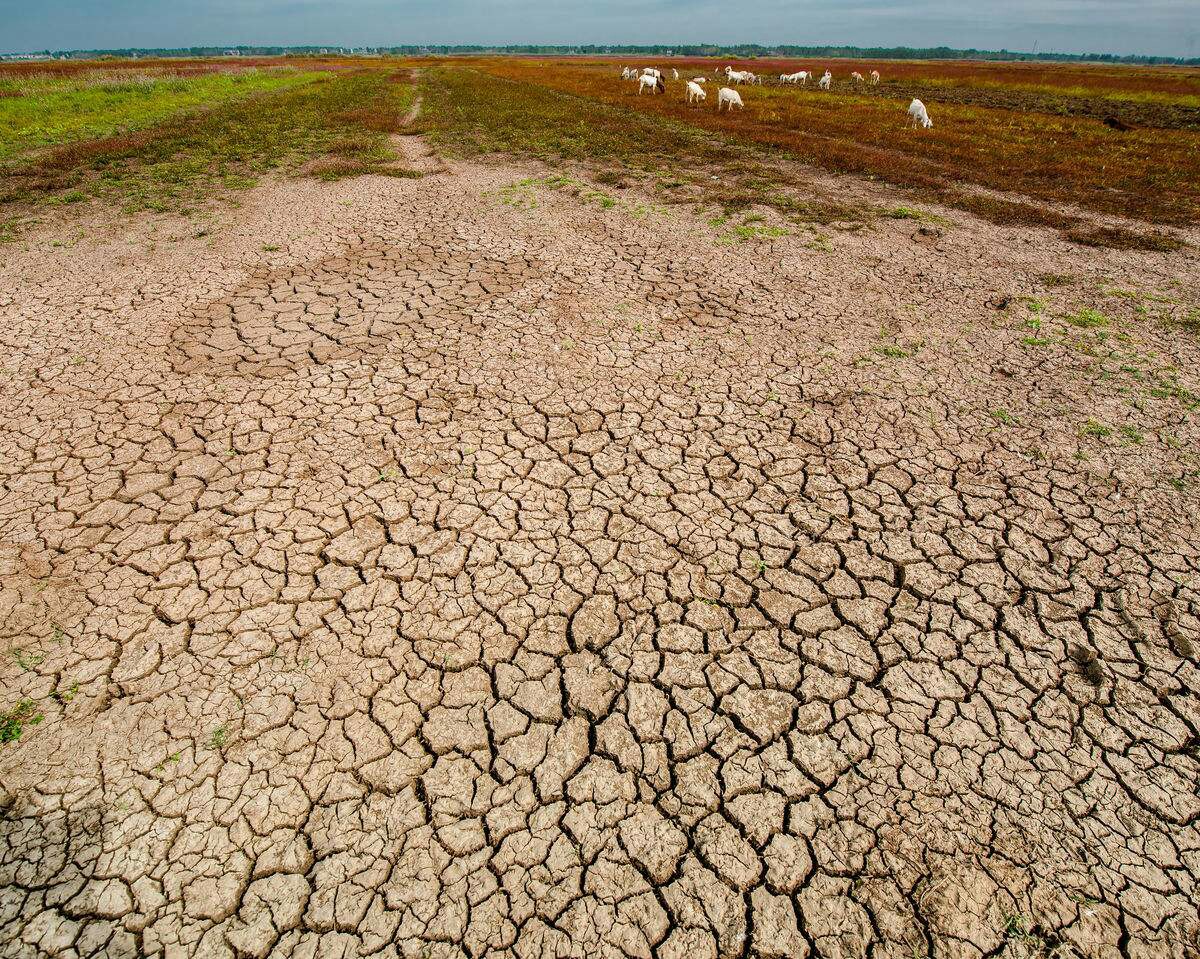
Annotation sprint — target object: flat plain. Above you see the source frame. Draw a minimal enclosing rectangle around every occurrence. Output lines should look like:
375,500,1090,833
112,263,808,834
1,56,1199,959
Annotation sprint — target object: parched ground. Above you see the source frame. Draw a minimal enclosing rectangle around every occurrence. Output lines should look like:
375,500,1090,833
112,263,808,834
1,139,1199,959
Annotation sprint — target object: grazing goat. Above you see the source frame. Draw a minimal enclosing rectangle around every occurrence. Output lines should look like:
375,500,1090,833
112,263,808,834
851,71,865,83
621,67,631,79
782,71,809,85
672,68,679,80
717,87,744,111
818,71,832,90
870,70,880,84
907,98,933,128
642,68,661,79
691,76,707,84
686,80,707,103
639,74,664,95
726,69,752,85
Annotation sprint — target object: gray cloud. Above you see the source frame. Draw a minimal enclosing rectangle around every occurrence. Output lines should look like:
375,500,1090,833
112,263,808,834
2,0,1196,57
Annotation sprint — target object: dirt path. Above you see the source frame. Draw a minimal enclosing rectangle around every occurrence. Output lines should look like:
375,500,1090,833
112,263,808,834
1,141,1199,958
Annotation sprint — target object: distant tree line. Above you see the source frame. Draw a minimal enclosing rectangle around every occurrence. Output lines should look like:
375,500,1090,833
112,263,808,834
5,43,1198,66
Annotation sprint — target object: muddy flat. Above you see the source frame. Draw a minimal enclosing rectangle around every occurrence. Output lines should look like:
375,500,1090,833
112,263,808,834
1,142,1199,959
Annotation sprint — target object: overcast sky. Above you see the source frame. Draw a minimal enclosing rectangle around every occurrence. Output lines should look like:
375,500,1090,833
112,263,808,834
2,0,1197,58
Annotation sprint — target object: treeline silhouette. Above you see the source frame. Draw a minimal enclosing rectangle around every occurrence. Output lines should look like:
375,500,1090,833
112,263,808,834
8,43,1198,66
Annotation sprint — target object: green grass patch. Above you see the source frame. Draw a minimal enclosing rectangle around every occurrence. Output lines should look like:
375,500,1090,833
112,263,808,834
1066,308,1110,329
0,68,315,163
1,67,417,221
721,222,790,243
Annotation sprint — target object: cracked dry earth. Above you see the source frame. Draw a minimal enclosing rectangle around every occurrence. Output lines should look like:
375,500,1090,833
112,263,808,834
1,146,1200,959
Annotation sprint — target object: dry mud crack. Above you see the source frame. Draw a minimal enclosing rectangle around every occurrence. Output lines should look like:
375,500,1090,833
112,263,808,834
1,145,1199,959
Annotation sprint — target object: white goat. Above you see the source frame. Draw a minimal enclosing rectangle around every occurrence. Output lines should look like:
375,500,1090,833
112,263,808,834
642,68,661,79
870,70,880,84
639,74,661,95
691,76,707,84
907,98,933,128
818,71,832,90
672,68,679,80
851,71,865,83
780,71,808,85
717,87,744,111
726,69,752,85
686,80,707,103
621,67,631,80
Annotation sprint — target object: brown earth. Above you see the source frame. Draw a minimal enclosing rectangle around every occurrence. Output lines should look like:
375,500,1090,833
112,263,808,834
1,136,1199,959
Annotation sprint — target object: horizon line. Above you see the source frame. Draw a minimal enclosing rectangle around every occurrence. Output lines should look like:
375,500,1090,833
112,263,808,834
2,42,1198,64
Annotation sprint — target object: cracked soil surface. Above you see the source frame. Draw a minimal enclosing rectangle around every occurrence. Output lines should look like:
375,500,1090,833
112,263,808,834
2,144,1200,958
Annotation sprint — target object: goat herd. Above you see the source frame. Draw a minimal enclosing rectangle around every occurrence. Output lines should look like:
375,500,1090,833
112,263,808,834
619,64,934,128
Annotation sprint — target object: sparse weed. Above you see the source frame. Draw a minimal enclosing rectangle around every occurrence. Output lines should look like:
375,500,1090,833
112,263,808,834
50,682,79,704
1001,911,1069,957
0,699,43,744
11,647,45,671
1080,419,1112,439
1168,310,1200,336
